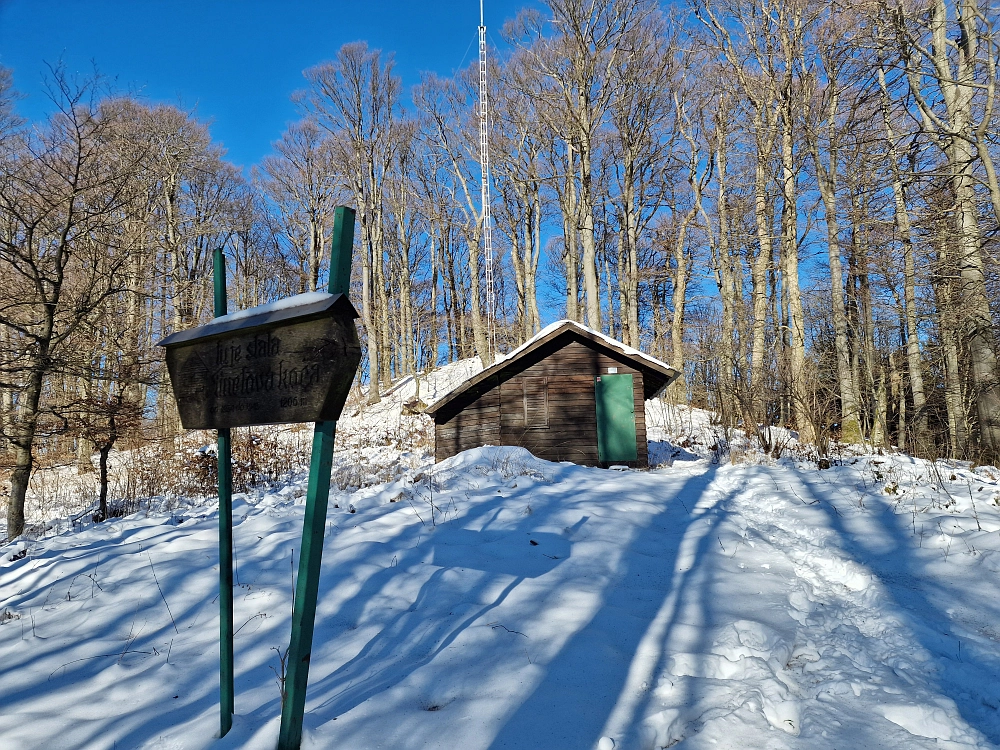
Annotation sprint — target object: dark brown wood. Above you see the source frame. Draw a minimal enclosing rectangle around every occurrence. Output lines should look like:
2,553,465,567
159,298,361,430
430,326,665,467
435,389,500,461
427,323,677,424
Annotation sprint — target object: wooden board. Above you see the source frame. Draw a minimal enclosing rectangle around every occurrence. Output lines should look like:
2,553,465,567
163,314,361,429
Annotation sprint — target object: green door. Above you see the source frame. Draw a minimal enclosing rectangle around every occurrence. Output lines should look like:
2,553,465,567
595,374,638,462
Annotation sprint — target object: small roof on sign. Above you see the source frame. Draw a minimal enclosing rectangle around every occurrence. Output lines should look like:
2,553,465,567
425,319,680,419
156,292,358,348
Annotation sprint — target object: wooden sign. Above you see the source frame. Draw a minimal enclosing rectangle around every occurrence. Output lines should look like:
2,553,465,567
158,293,361,429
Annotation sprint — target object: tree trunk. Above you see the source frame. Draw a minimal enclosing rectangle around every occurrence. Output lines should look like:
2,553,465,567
527,188,542,334
900,0,1000,459
878,65,931,456
562,141,580,322
809,119,863,445
669,209,695,402
750,110,776,425
7,363,45,539
1,384,13,459
618,161,641,348
892,350,906,451
952,144,1000,461
935,212,969,457
779,83,813,444
710,110,738,426
97,443,112,522
361,216,381,404
872,368,890,449
576,106,601,331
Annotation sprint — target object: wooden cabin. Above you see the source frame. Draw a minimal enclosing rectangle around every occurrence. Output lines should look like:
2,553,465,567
426,320,680,468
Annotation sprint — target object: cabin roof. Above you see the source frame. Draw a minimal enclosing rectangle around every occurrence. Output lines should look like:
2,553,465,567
425,319,680,420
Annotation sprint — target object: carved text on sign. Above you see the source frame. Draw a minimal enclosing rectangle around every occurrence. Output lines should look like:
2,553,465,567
159,295,361,429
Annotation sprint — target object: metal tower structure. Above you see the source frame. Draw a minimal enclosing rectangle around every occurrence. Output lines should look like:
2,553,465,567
479,0,497,357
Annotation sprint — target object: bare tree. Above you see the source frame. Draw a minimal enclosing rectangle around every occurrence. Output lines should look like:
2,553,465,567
493,57,547,341
889,0,1000,461
607,10,679,348
413,71,492,365
800,5,872,444
0,72,138,538
305,42,405,402
508,0,657,331
257,120,344,293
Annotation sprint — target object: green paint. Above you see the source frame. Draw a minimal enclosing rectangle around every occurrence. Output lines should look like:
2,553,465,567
278,207,356,750
595,374,638,462
213,247,229,318
277,420,336,749
218,428,234,734
213,246,235,737
328,206,355,296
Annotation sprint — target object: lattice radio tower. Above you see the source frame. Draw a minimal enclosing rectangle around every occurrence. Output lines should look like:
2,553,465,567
479,0,498,358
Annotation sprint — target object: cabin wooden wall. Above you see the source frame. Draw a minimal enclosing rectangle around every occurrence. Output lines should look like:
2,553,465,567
434,387,500,459
434,340,648,467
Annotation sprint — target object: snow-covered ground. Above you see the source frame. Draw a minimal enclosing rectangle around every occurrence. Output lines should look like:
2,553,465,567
3,364,1000,749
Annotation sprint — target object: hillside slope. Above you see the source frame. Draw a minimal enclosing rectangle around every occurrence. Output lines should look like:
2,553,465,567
2,369,1000,749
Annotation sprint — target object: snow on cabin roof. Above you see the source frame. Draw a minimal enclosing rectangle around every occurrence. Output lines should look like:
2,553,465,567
425,319,679,416
494,318,674,375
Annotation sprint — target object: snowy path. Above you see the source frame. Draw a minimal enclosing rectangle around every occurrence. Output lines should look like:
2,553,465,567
630,463,1000,750
2,448,1000,749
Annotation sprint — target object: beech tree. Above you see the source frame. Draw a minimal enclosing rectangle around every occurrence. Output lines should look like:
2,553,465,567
304,42,406,402
508,0,658,330
889,0,1000,462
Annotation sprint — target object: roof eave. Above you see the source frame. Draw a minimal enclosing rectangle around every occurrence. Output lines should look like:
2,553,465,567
425,322,679,418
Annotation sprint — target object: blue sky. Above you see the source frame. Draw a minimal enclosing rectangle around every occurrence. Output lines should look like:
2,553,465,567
0,0,532,168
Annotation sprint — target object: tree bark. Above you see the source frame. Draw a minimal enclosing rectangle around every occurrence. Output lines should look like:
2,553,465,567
807,86,863,445
877,64,932,456
750,108,777,425
897,0,1000,460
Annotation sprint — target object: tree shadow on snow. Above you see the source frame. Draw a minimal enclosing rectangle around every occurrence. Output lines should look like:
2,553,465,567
0,521,235,749
796,465,1000,744
270,461,727,750
301,471,584,720
484,465,727,750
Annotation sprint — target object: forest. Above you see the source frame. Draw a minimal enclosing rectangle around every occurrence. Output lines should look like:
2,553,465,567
2,0,1000,539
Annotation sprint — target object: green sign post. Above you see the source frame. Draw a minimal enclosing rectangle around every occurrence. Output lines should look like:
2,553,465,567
277,206,356,749
157,207,359,749
214,247,236,737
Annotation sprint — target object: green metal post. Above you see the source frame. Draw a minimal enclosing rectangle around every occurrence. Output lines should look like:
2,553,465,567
214,246,235,737
278,207,355,750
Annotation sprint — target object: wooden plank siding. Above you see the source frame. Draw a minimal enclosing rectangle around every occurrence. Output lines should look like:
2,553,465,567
434,340,649,467
434,388,500,458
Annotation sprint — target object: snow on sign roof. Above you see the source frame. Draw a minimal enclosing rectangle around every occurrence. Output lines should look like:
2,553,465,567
213,291,334,324
426,319,679,416
157,292,358,348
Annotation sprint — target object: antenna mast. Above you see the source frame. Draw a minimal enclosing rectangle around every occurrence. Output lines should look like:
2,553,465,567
479,0,497,358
